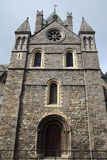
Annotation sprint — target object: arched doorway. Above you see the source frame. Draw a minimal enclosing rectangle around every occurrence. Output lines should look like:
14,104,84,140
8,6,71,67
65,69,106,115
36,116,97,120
37,115,71,158
45,121,61,156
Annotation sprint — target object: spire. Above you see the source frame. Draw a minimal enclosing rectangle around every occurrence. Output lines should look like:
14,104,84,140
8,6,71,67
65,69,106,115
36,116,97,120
79,17,95,34
54,5,57,14
15,18,31,34
52,5,58,20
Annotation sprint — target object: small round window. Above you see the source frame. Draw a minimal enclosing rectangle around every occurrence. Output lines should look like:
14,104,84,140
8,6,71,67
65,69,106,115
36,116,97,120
47,29,63,42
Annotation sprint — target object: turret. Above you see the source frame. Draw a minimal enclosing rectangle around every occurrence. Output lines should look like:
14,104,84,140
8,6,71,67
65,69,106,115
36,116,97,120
35,10,43,32
10,18,31,69
79,17,100,69
79,17,96,51
14,18,31,51
67,12,73,31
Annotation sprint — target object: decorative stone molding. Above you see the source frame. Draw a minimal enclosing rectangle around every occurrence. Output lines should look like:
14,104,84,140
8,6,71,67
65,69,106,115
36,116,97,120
63,48,77,69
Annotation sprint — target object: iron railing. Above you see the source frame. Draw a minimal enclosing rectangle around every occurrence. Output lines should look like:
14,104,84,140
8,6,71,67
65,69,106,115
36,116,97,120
0,150,107,160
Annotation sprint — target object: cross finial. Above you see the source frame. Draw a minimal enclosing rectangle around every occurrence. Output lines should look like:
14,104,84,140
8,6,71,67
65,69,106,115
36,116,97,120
54,5,57,13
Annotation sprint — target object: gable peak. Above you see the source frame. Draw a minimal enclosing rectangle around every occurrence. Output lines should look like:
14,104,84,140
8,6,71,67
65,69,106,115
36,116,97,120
46,11,63,24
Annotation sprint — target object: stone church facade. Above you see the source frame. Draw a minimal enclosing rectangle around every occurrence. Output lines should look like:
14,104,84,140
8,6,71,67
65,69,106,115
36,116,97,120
0,10,107,159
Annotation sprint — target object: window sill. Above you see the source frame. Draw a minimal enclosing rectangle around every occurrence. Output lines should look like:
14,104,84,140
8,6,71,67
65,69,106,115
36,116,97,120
63,67,77,69
29,67,44,69
45,104,62,108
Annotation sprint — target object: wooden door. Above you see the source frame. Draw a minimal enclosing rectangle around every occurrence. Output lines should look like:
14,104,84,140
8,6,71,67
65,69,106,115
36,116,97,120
45,124,61,157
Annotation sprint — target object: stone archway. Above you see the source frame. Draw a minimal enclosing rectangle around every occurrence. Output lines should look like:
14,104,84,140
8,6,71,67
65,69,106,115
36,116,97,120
45,120,61,157
37,115,71,158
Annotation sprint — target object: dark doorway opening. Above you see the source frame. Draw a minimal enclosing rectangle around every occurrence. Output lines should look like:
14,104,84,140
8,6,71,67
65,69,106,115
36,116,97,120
37,115,69,158
45,123,61,157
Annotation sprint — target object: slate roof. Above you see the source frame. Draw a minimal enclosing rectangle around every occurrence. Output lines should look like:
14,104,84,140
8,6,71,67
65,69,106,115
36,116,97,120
79,17,95,34
15,18,31,33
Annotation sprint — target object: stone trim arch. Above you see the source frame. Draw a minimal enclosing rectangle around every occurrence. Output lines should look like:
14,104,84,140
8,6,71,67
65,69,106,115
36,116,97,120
37,114,71,158
45,79,61,107
63,48,77,68
38,114,70,131
31,48,45,68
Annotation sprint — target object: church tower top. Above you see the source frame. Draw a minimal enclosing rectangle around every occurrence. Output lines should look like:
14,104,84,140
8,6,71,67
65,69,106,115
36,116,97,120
79,17,95,34
15,18,31,34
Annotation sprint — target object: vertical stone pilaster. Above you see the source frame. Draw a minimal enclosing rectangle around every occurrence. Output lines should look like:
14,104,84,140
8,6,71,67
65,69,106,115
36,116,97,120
0,70,24,159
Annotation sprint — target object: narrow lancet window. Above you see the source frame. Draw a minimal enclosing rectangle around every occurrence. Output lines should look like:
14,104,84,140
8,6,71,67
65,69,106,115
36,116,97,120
49,83,57,104
83,37,87,50
103,86,107,110
89,37,92,50
21,37,26,50
15,37,20,50
66,52,73,67
34,52,41,67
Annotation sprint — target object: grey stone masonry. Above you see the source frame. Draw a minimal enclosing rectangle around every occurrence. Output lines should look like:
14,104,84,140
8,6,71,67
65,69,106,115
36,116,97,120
0,10,107,160
0,65,7,107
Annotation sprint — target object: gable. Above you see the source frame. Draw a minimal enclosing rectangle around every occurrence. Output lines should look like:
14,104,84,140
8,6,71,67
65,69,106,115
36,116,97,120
29,21,80,44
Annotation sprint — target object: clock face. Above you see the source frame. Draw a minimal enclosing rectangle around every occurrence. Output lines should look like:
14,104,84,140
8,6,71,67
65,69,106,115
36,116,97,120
46,28,64,42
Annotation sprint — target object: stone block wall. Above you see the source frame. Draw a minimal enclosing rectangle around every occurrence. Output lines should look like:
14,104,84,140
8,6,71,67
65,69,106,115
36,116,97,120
82,52,100,69
0,83,5,108
1,12,107,160
24,70,84,85
0,70,24,150
27,44,82,69
15,81,90,152
84,70,107,150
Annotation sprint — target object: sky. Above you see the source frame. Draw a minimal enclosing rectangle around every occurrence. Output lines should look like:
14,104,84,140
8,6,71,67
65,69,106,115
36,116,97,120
0,0,107,73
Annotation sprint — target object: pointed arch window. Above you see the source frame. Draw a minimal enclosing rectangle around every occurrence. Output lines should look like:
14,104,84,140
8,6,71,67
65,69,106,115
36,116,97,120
49,83,57,104
66,52,73,67
34,52,41,67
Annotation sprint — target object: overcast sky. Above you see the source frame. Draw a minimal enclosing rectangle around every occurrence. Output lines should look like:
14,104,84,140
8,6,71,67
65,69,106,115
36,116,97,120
0,0,107,73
